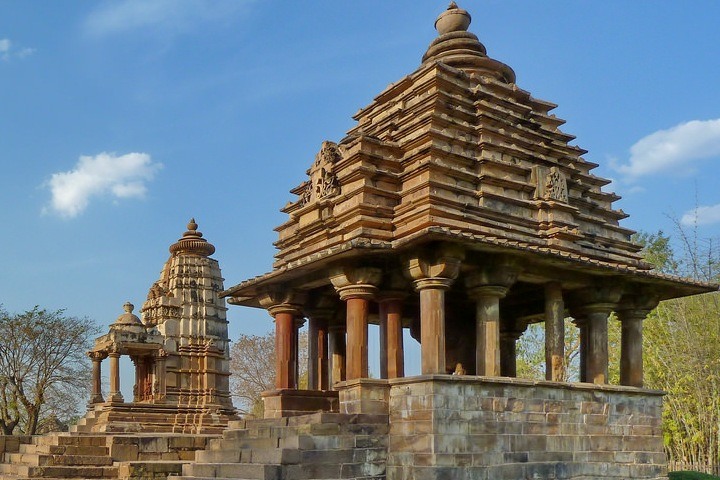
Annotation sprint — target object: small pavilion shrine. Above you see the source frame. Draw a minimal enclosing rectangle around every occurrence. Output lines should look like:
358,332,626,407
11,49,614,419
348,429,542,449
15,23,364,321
85,220,236,434
219,4,716,478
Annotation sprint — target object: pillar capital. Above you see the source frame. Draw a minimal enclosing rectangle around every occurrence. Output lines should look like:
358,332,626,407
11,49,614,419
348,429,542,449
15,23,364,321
413,277,455,291
335,284,378,301
465,258,519,294
617,291,660,319
87,350,108,361
330,265,382,300
572,285,623,315
405,244,464,285
259,287,306,317
468,284,510,300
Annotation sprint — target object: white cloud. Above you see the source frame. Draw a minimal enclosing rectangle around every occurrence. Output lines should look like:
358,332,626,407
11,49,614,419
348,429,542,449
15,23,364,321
0,38,35,61
614,119,720,180
84,0,254,37
45,152,162,218
681,205,720,227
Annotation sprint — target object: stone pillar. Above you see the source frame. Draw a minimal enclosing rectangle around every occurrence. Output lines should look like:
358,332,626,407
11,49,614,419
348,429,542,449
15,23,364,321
154,349,168,402
467,286,510,376
330,266,381,381
545,282,565,381
329,325,346,386
617,305,653,387
307,315,330,390
259,289,305,391
500,329,523,377
108,348,123,403
465,261,518,377
273,308,298,389
580,305,614,384
344,295,372,380
573,286,622,385
406,247,463,375
378,295,405,379
571,317,588,382
417,279,453,374
87,351,106,404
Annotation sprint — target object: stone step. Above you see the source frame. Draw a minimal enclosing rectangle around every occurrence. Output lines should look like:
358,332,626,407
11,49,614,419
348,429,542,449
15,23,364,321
116,460,186,479
6,452,113,467
182,462,283,480
0,463,118,478
34,434,109,448
196,447,300,465
19,443,109,456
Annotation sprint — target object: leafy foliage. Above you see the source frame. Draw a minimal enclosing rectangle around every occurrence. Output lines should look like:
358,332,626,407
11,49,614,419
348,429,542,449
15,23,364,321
0,306,97,435
637,229,720,468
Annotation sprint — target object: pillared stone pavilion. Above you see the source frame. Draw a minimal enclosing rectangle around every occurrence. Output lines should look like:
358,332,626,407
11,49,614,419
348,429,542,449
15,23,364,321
218,3,716,479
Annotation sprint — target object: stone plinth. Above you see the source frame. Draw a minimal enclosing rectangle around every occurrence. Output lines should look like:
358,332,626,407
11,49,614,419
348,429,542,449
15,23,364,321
386,375,667,480
261,389,339,419
337,378,391,415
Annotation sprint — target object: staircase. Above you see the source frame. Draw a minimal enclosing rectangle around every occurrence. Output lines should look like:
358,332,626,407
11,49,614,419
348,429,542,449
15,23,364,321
174,412,389,480
0,431,217,480
0,433,118,479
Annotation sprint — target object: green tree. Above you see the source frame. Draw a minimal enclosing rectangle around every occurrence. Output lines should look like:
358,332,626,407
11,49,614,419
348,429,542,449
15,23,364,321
0,306,97,435
637,230,720,468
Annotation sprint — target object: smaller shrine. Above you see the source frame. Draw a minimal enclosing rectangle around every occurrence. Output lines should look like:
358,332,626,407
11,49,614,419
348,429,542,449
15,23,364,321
82,220,237,434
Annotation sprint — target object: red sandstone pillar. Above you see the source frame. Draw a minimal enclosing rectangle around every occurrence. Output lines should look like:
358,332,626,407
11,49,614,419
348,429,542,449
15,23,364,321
345,296,371,380
273,309,297,389
308,316,330,390
379,296,405,379
545,282,565,381
329,325,346,386
330,266,381,381
415,279,453,375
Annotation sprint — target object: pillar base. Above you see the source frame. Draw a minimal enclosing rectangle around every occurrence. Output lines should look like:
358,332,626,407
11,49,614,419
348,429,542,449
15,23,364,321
337,378,391,415
108,393,124,403
89,394,105,404
261,389,339,419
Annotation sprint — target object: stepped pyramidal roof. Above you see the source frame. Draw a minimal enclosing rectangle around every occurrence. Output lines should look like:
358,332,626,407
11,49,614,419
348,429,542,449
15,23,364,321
224,2,711,304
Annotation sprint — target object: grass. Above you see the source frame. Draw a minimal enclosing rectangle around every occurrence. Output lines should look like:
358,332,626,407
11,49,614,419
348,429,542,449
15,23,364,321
669,472,720,480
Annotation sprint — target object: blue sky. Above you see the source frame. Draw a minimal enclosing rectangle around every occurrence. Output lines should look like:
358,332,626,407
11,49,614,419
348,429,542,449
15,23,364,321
2,0,720,357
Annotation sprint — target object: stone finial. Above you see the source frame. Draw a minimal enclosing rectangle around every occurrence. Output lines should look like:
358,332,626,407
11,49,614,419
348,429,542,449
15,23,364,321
113,301,143,327
169,218,216,257
435,2,471,35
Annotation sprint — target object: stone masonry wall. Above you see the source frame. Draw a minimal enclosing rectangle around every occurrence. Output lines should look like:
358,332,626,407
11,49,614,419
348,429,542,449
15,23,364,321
387,375,667,480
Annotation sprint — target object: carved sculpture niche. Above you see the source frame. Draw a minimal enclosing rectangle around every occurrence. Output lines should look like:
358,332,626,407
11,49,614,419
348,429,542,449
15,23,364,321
300,141,342,206
532,165,568,203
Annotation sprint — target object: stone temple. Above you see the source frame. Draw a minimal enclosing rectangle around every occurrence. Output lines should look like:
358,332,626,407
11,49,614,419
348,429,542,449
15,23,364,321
0,3,716,480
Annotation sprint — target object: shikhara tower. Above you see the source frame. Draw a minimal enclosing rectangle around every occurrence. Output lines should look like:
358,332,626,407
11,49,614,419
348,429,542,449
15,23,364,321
85,219,235,434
